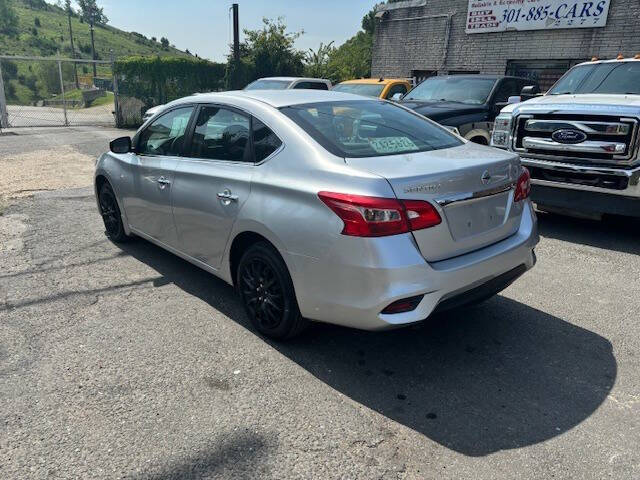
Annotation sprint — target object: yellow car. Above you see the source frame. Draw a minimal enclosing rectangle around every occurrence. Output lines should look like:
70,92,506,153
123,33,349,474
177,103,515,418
332,78,412,100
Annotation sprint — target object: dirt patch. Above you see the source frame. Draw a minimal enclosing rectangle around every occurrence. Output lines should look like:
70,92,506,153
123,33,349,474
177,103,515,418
0,145,95,198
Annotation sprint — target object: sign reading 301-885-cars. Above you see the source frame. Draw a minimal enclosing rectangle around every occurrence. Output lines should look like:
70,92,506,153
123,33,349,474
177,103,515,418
466,0,610,33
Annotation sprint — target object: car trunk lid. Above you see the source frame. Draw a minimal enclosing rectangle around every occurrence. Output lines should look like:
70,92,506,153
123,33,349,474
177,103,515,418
345,142,524,262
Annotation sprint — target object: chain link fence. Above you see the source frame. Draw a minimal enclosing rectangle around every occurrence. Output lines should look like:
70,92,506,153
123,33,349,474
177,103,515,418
0,55,120,129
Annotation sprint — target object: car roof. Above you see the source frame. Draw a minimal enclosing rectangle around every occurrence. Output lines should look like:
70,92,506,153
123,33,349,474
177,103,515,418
251,77,331,83
339,78,409,85
575,57,640,66
169,90,373,108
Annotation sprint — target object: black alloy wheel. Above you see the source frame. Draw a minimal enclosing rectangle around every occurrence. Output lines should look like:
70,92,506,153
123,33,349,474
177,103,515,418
98,183,129,242
237,242,307,340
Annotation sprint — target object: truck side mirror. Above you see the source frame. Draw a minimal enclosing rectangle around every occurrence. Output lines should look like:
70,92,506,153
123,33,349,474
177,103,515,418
521,85,540,99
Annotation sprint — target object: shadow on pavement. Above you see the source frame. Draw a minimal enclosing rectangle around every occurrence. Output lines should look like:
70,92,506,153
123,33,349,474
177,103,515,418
537,211,640,255
117,238,616,458
133,432,269,480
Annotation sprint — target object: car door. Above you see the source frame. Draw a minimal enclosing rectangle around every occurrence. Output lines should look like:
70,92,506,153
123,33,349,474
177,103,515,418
126,105,195,247
171,104,280,268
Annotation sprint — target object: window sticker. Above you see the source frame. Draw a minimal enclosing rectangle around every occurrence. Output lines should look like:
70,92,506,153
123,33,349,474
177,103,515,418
368,136,419,154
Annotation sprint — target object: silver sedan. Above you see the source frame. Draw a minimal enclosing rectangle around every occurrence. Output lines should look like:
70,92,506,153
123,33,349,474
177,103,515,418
95,90,538,339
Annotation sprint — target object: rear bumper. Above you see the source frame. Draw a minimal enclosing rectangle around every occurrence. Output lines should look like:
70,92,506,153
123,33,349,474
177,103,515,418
290,201,538,331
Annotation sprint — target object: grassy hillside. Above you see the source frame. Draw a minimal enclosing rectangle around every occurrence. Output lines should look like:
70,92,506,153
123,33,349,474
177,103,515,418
1,0,190,59
0,0,193,105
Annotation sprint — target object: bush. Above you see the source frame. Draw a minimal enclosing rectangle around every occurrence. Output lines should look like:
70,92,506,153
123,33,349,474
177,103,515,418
27,35,58,55
34,17,41,27
31,27,38,36
0,60,18,79
114,56,226,108
0,0,19,36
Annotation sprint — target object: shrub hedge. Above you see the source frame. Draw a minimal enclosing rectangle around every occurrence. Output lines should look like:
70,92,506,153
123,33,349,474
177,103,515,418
114,56,225,108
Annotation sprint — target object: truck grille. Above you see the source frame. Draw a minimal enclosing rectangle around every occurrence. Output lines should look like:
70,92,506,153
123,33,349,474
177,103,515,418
513,114,638,165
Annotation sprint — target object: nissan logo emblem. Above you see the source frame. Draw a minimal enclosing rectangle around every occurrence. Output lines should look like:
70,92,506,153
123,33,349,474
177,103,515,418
551,129,587,144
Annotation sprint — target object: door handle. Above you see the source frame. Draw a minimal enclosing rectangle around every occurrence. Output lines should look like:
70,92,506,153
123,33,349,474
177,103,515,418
157,176,171,188
217,189,239,203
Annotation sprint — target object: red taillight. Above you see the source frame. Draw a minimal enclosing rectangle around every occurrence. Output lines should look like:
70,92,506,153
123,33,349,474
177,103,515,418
514,167,531,202
318,191,441,237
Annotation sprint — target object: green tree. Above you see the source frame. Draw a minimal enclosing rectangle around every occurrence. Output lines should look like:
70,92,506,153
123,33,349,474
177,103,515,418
327,31,373,82
0,0,19,37
227,18,305,89
160,37,169,49
303,42,335,79
77,0,108,25
34,17,41,27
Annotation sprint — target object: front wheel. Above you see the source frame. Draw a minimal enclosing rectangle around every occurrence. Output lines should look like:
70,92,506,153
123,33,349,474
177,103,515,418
98,182,131,243
236,242,307,340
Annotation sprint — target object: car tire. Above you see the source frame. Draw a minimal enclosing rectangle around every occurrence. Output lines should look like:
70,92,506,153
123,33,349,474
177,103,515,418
236,242,307,340
98,182,131,243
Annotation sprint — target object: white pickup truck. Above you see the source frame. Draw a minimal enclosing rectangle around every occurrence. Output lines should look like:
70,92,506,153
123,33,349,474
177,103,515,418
491,57,640,219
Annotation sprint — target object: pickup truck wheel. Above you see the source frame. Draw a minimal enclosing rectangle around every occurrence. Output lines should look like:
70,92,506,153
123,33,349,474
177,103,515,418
237,242,307,340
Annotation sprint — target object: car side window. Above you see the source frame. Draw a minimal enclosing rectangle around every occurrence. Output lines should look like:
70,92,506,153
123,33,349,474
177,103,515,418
385,83,408,99
493,80,520,104
293,81,328,90
253,118,282,162
189,105,250,162
137,106,194,156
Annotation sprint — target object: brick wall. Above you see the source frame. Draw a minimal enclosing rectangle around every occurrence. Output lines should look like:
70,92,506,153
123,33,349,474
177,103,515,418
372,0,640,79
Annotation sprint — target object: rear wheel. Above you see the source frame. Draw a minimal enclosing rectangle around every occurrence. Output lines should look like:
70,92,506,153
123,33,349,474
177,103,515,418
98,182,131,242
236,242,307,340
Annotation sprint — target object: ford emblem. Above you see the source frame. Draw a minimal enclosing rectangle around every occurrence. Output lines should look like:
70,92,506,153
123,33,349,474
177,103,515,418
551,129,587,144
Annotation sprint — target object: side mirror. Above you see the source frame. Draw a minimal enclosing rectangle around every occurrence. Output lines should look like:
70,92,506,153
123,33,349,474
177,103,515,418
521,85,540,96
110,136,132,154
507,95,521,104
391,92,403,102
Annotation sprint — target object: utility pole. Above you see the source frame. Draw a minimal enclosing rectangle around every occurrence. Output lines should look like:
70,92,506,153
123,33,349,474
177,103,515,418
232,3,240,89
0,60,9,129
90,19,97,79
232,3,239,64
66,2,79,89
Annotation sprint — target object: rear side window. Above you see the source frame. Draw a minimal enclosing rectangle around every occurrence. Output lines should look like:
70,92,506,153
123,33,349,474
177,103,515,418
137,106,194,156
189,106,250,162
253,118,282,162
294,81,328,90
280,100,462,158
385,83,408,99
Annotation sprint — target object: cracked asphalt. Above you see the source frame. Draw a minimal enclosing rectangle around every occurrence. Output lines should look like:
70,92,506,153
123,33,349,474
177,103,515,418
0,127,639,479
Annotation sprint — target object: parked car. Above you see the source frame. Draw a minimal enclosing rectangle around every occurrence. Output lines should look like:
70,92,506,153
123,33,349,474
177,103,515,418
244,77,332,90
96,90,538,339
398,75,539,145
332,78,412,100
491,57,640,219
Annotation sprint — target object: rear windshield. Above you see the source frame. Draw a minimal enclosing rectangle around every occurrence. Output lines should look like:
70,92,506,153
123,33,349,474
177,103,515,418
332,83,385,98
280,100,462,158
548,62,640,95
244,79,290,90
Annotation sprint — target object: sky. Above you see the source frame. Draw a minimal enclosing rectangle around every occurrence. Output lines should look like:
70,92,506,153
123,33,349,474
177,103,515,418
89,0,379,62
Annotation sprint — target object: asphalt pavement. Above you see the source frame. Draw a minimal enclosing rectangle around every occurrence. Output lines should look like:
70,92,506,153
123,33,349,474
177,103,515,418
0,127,638,479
